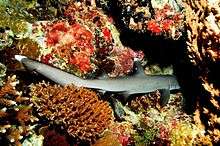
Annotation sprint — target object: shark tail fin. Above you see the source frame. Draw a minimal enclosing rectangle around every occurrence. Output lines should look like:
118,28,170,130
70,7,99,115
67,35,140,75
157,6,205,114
159,89,170,106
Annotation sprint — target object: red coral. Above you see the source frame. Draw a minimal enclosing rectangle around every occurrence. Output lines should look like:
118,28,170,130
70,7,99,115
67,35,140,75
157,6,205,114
69,52,92,73
46,31,60,46
158,124,170,141
102,27,112,42
41,54,53,64
146,4,183,35
118,135,130,146
44,21,96,74
45,22,69,46
147,20,162,34
51,22,68,32
161,19,173,31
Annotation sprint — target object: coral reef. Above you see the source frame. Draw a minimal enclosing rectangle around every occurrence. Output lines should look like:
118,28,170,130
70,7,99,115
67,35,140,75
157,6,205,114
1,0,220,145
27,0,70,21
98,0,184,39
24,2,144,78
128,90,161,112
30,82,114,142
93,121,135,146
110,121,135,146
0,75,38,146
185,0,220,143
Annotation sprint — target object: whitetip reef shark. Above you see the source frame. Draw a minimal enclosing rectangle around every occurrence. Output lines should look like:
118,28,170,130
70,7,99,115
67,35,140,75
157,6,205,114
15,55,180,105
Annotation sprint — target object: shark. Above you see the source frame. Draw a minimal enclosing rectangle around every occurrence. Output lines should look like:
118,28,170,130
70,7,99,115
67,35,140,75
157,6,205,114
15,55,180,105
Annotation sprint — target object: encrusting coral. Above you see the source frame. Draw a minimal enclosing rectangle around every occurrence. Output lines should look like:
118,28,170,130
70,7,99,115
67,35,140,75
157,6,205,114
30,82,114,142
184,0,220,143
0,75,38,146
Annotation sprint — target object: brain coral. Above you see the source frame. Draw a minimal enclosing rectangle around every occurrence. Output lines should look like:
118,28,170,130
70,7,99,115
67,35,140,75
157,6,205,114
30,82,114,142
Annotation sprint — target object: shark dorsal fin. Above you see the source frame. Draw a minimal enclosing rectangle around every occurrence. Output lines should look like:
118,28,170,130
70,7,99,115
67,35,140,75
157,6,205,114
97,72,109,80
134,61,145,77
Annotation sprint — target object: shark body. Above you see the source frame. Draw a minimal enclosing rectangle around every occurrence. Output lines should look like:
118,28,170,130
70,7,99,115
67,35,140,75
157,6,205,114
15,55,180,104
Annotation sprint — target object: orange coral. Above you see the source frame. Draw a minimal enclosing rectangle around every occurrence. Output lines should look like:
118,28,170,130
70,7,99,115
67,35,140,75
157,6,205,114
30,82,114,142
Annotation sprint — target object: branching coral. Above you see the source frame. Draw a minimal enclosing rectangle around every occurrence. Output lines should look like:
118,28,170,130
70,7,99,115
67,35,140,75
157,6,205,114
0,75,38,146
184,0,220,143
30,82,114,142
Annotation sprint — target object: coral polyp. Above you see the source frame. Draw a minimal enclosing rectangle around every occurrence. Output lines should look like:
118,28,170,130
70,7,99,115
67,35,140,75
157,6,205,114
30,82,114,142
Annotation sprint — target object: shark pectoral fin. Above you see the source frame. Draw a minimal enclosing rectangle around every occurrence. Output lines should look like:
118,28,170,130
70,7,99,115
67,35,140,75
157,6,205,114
110,97,126,120
159,89,170,106
97,89,106,95
118,91,131,103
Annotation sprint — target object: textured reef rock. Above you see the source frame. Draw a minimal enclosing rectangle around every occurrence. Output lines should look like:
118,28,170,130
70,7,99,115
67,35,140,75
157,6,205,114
0,75,38,146
30,82,114,143
185,0,220,143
